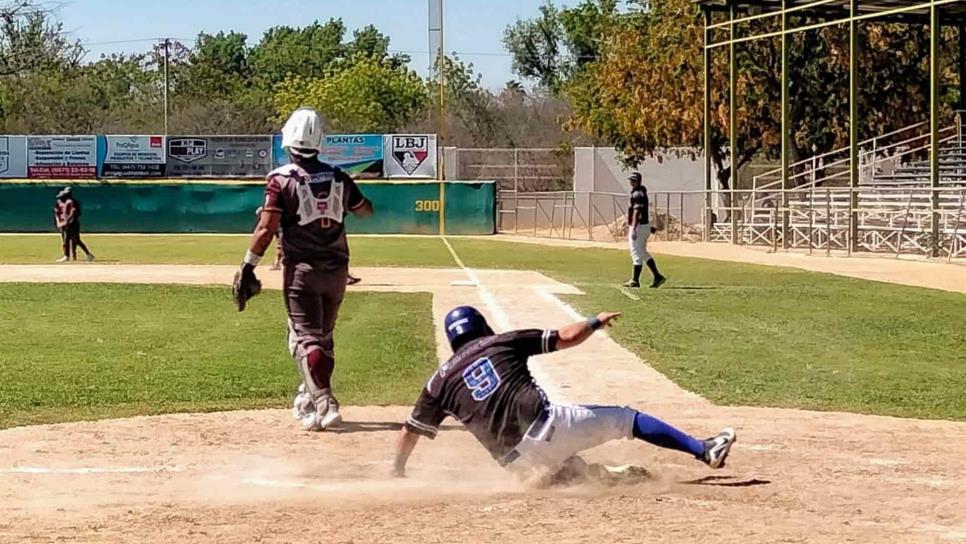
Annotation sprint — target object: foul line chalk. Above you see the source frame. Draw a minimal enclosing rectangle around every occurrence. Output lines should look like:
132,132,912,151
441,237,512,331
616,286,640,301
0,466,185,475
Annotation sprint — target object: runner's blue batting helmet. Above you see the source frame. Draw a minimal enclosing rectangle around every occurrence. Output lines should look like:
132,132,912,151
444,306,493,351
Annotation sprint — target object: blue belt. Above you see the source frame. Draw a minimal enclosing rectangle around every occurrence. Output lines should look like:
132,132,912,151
499,408,552,467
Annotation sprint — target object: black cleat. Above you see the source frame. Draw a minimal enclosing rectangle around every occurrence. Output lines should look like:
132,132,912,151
700,428,736,469
650,276,667,289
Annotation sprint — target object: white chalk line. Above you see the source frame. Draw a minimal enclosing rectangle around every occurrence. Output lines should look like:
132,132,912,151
616,286,640,301
0,465,186,475
441,236,512,331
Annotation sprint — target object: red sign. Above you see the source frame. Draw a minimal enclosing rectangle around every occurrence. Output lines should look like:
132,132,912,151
28,165,97,178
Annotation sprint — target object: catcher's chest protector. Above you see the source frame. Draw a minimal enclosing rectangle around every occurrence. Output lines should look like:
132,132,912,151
294,167,345,226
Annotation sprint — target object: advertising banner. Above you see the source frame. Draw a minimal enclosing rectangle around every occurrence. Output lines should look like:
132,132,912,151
27,135,98,178
101,135,166,177
383,134,438,178
167,135,272,177
272,134,384,178
0,136,28,178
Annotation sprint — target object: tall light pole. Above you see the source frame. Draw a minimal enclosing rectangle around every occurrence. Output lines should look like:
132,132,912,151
163,38,170,135
429,0,444,180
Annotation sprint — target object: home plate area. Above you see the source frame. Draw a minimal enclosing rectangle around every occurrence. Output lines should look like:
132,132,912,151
0,265,964,543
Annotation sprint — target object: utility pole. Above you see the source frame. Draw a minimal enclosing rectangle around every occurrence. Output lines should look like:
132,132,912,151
429,0,445,181
163,38,170,135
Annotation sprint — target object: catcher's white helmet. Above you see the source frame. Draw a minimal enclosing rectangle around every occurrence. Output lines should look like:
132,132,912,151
281,107,324,157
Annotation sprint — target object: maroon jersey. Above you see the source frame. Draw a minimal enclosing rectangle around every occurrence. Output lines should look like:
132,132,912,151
55,200,76,226
405,329,559,460
263,160,367,267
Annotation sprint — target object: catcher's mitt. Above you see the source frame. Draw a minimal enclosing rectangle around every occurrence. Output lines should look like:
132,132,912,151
232,265,262,311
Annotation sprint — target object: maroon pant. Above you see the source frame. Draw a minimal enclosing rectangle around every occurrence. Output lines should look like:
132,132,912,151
284,262,348,398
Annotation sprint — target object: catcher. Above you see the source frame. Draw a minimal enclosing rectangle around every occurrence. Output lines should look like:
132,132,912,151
234,107,373,431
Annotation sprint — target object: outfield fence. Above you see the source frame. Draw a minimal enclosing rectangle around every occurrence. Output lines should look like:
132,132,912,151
0,180,496,235
497,187,966,260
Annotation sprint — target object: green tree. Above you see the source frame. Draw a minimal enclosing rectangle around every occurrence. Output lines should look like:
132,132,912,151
250,19,347,90
183,31,250,97
273,54,427,133
0,3,83,75
504,0,617,92
504,2,563,90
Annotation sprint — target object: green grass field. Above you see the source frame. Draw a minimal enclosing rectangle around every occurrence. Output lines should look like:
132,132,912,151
0,283,435,428
1,234,964,423
0,234,455,267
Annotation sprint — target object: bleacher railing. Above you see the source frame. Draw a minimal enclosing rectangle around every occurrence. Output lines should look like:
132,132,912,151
497,187,966,261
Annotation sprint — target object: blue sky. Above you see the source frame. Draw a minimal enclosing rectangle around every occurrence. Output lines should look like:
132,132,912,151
58,0,574,89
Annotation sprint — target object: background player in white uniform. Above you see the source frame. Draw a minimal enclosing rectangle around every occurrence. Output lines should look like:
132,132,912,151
392,306,736,483
624,172,666,288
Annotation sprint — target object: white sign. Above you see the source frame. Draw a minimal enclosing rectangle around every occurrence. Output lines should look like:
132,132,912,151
27,135,97,178
103,135,166,177
0,135,27,178
383,134,437,178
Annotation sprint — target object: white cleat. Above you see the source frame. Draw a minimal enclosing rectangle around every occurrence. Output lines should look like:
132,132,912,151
300,412,323,432
299,394,342,432
316,395,342,430
292,384,315,421
701,428,737,469
86,254,95,262
55,256,69,263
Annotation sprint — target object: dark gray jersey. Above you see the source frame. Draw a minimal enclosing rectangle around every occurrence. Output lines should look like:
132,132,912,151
405,329,559,460
628,187,648,225
263,160,367,267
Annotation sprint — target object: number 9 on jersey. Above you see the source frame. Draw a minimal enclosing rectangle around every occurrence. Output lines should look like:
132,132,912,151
462,358,501,401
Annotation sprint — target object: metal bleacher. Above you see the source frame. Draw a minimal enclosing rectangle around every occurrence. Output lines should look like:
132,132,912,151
712,121,966,258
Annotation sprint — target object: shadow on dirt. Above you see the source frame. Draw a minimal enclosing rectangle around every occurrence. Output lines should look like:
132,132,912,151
681,475,771,487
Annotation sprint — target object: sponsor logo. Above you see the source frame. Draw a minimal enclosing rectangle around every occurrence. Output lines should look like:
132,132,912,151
27,137,51,150
169,138,207,163
150,136,163,148
327,136,366,145
391,136,429,175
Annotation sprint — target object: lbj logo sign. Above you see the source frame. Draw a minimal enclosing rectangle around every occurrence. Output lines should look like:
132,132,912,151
391,136,429,175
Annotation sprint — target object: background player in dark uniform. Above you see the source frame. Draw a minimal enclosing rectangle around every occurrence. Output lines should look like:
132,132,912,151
392,306,736,482
625,172,665,288
234,107,373,432
53,187,94,263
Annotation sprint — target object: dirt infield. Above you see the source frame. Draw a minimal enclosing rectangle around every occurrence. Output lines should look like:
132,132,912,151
2,264,965,543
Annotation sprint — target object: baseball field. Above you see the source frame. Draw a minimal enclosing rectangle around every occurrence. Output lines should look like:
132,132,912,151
2,233,965,543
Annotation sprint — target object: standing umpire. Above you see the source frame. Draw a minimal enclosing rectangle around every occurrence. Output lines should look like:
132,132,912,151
624,172,665,288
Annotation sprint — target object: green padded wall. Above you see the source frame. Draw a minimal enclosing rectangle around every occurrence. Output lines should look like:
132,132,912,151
0,180,495,234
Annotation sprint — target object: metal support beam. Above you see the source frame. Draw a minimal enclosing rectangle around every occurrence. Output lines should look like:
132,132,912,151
729,1,739,245
849,0,860,253
960,25,966,115
931,0,941,257
703,0,963,49
781,0,790,249
704,9,714,241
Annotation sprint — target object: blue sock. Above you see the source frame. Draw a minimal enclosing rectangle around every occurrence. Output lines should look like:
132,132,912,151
633,412,706,457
